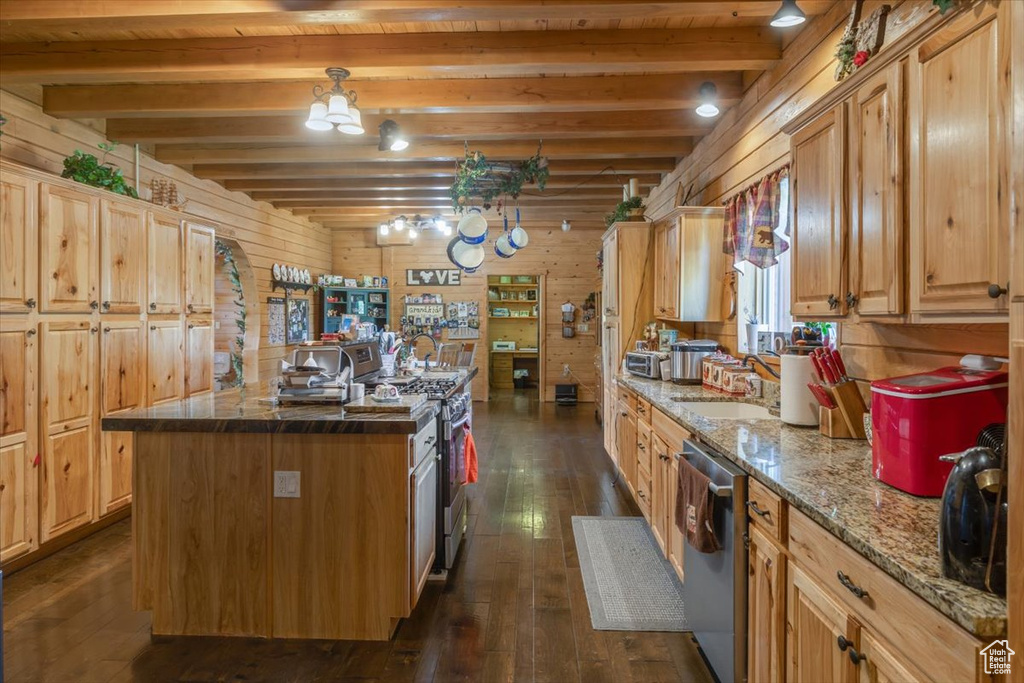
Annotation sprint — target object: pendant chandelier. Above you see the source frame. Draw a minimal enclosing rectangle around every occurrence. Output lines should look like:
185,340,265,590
305,67,364,135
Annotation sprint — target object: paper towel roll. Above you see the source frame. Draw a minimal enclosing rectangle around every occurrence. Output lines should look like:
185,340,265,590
781,354,820,426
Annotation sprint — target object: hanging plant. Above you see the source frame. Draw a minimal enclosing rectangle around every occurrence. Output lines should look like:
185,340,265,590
605,196,645,227
215,240,246,388
449,144,549,212
61,142,139,198
932,0,957,14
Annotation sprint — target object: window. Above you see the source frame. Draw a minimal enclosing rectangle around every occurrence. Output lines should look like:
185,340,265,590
736,177,792,353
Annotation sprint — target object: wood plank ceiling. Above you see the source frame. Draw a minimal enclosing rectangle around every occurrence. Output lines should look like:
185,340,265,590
0,1,828,230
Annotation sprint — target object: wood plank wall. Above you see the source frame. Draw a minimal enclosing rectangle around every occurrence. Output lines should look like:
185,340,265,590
643,0,1009,383
332,226,602,402
0,91,332,382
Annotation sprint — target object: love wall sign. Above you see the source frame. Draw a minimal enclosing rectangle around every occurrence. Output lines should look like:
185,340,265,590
406,269,462,286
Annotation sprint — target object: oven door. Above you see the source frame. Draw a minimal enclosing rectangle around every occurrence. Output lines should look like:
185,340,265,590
446,411,470,505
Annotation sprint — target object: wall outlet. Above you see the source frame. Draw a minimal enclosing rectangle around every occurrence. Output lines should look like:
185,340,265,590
563,364,571,376
273,470,301,498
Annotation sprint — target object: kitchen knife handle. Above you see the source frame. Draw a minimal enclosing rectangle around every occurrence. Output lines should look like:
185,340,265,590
831,348,848,380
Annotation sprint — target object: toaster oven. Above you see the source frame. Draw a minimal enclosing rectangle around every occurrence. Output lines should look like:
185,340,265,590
625,351,665,379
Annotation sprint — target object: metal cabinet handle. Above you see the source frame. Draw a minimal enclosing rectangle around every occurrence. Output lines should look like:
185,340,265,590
637,490,646,499
988,283,1008,298
89,300,99,310
187,303,195,312
845,292,859,310
188,323,195,329
425,436,436,445
90,326,98,334
150,302,157,310
827,293,839,310
837,570,869,599
26,329,36,337
150,325,157,331
637,443,646,451
103,326,111,333
25,298,36,309
837,635,852,652
621,411,628,417
746,501,770,518
101,300,111,310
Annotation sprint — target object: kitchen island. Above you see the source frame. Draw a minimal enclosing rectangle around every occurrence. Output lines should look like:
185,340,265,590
102,388,445,641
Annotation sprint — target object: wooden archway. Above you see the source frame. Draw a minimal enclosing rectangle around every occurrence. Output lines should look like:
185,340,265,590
214,237,261,388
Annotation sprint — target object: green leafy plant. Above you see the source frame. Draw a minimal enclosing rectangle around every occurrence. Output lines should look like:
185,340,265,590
61,142,138,198
932,0,957,14
215,240,246,387
605,195,644,227
450,147,550,212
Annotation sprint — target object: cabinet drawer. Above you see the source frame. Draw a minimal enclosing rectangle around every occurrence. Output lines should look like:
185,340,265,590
636,396,652,423
636,471,652,519
652,408,690,449
616,384,637,412
747,478,786,544
788,509,984,681
636,420,652,476
491,355,513,368
410,422,438,470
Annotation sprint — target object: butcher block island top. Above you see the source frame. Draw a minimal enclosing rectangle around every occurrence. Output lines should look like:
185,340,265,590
105,388,447,641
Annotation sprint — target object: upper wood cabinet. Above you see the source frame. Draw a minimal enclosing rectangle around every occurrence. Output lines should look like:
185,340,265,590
849,63,904,317
601,228,619,317
185,318,215,396
39,183,99,313
790,105,847,319
148,320,184,405
0,319,38,562
100,200,146,314
908,5,1009,317
185,221,216,315
653,220,679,319
0,171,38,313
148,213,183,315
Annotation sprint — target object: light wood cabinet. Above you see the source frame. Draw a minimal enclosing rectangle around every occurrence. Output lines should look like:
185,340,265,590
790,105,847,318
39,320,96,542
99,430,133,516
148,320,184,405
186,318,215,396
148,213,183,315
653,220,679,319
748,525,786,683
39,183,99,313
185,221,216,315
410,448,437,607
0,319,38,562
99,199,146,314
101,320,145,414
650,433,670,555
602,228,619,317
787,564,854,683
616,400,637,499
849,63,904,317
856,629,928,683
0,171,38,313
909,5,1009,317
667,452,684,582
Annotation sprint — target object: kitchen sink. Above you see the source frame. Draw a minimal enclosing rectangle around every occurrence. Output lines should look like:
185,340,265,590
670,400,775,420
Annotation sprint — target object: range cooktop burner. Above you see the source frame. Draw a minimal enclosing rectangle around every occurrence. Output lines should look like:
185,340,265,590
398,377,459,400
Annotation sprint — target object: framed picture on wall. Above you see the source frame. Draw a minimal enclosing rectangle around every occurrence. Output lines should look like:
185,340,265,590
267,297,286,346
286,297,310,344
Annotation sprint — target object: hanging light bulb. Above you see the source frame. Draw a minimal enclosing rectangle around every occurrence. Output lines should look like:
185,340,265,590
305,101,333,131
394,215,406,231
379,222,389,236
770,0,806,27
433,216,448,233
695,82,720,118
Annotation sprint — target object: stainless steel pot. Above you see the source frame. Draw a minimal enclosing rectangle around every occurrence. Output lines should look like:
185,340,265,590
671,339,718,384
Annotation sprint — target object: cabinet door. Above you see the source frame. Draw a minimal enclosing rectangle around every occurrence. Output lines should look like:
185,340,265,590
654,221,680,319
790,105,846,318
186,318,214,396
411,450,438,607
602,230,619,317
667,452,684,581
0,319,38,562
101,320,145,414
909,6,1008,315
148,213,182,314
649,434,669,555
99,199,146,314
849,64,903,317
0,171,38,313
856,628,927,683
39,183,99,313
41,425,95,542
603,387,617,464
748,526,786,683
148,320,184,405
788,564,855,683
185,222,216,314
617,404,637,498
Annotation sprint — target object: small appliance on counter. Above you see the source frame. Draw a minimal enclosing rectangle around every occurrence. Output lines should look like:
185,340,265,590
870,363,1009,497
670,339,718,384
277,346,350,403
625,350,669,379
492,340,516,351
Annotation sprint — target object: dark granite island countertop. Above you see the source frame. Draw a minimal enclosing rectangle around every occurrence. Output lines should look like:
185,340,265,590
102,389,440,435
617,375,1007,639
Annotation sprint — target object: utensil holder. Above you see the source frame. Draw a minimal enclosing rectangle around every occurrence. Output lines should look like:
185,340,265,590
819,406,856,439
829,381,867,439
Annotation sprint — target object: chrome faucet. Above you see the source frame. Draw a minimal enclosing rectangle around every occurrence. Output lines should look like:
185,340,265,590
742,354,781,379
408,333,439,365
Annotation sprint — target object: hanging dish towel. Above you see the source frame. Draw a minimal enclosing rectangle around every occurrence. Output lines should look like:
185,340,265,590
675,456,721,553
464,425,479,484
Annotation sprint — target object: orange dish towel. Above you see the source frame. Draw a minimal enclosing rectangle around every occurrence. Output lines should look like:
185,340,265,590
464,426,479,484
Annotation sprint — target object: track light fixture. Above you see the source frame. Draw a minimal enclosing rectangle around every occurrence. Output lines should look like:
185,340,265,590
378,119,409,151
695,82,720,118
305,68,364,134
770,0,806,28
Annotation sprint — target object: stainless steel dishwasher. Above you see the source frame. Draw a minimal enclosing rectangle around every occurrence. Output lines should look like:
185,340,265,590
678,439,748,683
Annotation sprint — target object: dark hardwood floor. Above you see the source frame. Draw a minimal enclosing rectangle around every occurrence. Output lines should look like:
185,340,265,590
2,392,714,683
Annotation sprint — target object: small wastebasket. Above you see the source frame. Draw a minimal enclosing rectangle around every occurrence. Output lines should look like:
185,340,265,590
513,368,529,389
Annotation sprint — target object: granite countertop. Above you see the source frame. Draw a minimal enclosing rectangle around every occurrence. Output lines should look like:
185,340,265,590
617,375,1007,638
101,389,440,435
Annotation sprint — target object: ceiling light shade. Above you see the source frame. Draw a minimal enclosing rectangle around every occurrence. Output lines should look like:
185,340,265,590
408,225,418,239
305,101,334,131
456,208,488,245
379,222,389,236
325,93,352,124
696,82,720,118
390,138,409,152
394,215,406,231
337,105,364,134
378,119,409,152
561,219,571,232
770,0,806,27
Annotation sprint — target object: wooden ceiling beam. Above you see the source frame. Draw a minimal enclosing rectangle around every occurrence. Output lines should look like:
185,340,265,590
43,73,745,119
156,138,691,165
106,109,716,144
196,158,675,179
0,2,833,33
2,29,780,84
321,222,609,231
288,203,613,214
221,175,661,192
248,189,623,203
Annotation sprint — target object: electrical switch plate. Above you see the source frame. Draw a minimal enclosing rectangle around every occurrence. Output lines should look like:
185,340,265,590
273,470,301,498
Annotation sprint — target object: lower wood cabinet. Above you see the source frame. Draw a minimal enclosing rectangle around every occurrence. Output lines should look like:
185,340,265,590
410,447,438,606
148,320,184,405
787,563,853,683
0,441,36,562
748,525,786,683
41,425,95,543
186,318,215,396
650,433,670,554
0,319,38,562
616,399,638,499
99,431,133,516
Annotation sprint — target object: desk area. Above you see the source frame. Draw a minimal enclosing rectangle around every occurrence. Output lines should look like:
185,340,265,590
490,349,539,389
